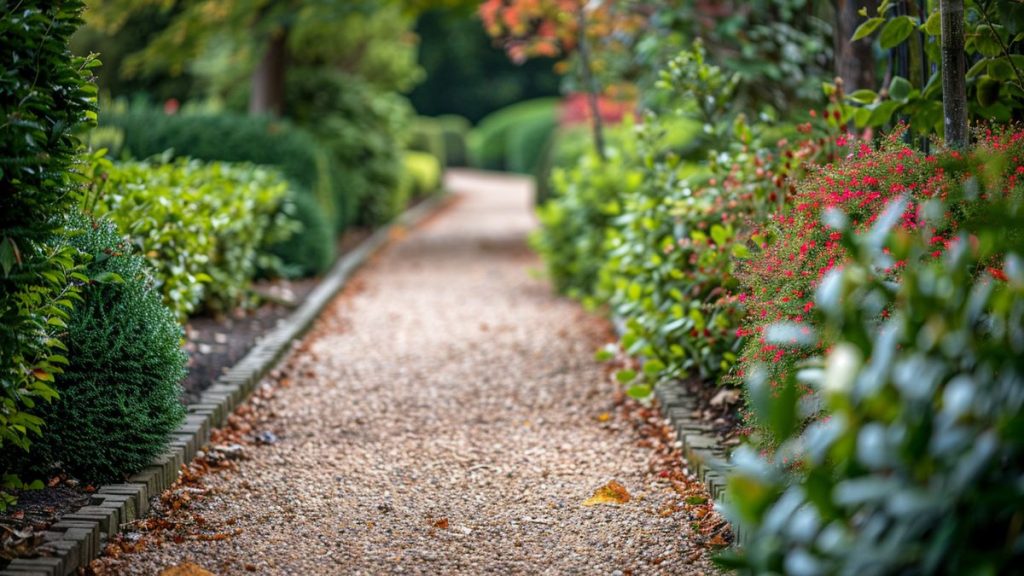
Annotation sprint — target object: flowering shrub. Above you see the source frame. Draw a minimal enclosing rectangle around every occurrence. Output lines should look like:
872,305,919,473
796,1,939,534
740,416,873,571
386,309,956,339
599,43,836,395
735,128,1024,400
721,158,1024,573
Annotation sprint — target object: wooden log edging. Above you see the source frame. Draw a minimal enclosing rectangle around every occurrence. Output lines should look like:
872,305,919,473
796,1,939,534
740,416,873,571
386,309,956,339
0,193,451,576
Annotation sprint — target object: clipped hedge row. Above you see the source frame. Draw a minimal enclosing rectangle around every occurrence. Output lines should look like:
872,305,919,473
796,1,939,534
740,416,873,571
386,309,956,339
100,107,339,271
468,98,559,173
101,107,330,206
402,151,443,199
90,158,296,319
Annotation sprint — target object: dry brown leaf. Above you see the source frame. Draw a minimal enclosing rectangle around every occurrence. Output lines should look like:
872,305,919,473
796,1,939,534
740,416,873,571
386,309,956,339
432,518,449,529
708,533,729,547
159,562,215,576
583,480,630,506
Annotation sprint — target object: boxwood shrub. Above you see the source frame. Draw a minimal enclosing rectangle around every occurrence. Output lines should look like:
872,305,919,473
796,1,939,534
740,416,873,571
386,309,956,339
266,190,335,278
468,98,559,172
408,116,448,170
437,114,471,167
15,215,186,483
402,151,443,198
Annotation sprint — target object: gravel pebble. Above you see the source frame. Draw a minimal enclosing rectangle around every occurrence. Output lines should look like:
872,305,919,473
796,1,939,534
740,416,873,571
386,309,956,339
104,171,721,575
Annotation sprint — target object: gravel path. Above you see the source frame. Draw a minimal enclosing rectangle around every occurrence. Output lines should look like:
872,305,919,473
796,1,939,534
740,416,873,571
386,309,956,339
102,171,720,575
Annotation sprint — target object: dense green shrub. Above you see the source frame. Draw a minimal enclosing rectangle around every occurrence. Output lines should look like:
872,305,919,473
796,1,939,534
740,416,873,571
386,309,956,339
285,68,412,227
722,136,1024,573
534,116,701,206
91,158,293,319
16,216,186,483
437,115,472,167
468,98,559,172
0,0,96,508
532,127,643,300
402,152,443,199
535,44,831,394
408,117,448,170
100,106,342,232
266,190,335,278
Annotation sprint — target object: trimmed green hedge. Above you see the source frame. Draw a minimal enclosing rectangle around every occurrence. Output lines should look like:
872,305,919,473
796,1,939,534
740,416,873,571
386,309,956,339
100,106,342,234
402,151,443,199
437,114,471,167
91,158,295,319
468,98,559,173
267,190,335,278
408,116,447,170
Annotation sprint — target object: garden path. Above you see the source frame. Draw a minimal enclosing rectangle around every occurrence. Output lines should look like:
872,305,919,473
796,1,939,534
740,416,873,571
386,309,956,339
104,170,718,575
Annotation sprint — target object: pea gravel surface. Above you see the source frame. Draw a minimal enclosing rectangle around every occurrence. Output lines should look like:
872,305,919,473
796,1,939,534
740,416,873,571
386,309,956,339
104,171,720,575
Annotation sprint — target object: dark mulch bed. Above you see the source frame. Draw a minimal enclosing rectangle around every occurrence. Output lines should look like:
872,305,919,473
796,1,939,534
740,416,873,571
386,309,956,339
0,228,372,567
182,229,370,403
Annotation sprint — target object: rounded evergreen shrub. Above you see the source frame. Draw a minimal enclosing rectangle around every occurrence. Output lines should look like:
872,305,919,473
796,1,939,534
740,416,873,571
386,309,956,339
24,216,186,483
467,98,559,172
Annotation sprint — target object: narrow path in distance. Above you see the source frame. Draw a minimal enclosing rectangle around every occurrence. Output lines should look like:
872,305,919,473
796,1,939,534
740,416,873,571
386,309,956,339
103,170,719,575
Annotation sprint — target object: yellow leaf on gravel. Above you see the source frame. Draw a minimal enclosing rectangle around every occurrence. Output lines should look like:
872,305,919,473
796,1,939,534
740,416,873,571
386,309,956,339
583,480,631,506
159,563,215,576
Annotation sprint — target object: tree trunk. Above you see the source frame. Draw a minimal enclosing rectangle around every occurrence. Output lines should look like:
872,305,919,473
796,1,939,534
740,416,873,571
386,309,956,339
939,0,968,148
576,9,606,161
833,0,878,91
249,29,288,117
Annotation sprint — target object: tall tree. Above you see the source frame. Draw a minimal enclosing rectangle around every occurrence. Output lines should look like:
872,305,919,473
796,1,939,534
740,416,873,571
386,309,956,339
940,0,968,148
834,0,879,92
83,0,457,115
479,0,648,161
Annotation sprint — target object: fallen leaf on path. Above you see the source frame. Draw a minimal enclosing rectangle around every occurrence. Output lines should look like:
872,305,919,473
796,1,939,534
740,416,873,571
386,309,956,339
596,412,611,422
432,518,449,529
708,533,729,547
159,562,215,576
583,480,630,506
